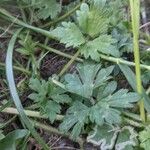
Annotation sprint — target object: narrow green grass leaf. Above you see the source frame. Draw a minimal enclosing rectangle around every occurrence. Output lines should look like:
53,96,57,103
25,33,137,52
5,29,50,150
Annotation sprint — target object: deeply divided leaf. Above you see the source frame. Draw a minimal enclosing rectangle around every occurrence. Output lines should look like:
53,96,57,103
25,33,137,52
51,22,85,48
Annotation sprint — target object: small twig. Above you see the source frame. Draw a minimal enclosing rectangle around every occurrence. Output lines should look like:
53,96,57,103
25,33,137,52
140,22,150,30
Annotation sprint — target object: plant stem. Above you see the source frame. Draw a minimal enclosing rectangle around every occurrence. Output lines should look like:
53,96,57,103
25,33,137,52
129,0,145,122
38,43,83,62
2,107,64,120
39,44,150,71
0,8,150,71
99,54,150,71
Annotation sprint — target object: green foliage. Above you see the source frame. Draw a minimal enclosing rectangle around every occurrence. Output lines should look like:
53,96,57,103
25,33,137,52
34,0,61,20
0,129,29,150
90,85,140,126
139,126,150,149
0,0,149,149
87,125,137,150
59,101,89,138
16,35,37,56
141,51,150,85
64,63,114,98
142,70,150,86
28,78,71,123
80,35,119,61
51,2,119,61
119,64,150,113
111,24,133,54
51,22,85,48
77,2,110,38
109,0,133,54
60,63,140,138
21,0,61,20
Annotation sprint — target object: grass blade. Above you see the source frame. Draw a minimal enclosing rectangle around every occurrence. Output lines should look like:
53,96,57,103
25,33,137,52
5,29,50,150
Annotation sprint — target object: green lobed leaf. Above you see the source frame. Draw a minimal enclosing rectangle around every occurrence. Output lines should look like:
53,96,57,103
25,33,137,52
28,78,48,102
60,62,140,138
76,3,89,34
94,65,114,88
35,0,61,20
28,78,71,123
59,101,89,138
80,35,119,61
50,22,85,48
64,63,113,98
90,104,122,125
115,126,138,150
51,87,72,104
77,2,110,38
45,101,61,123
87,125,137,150
87,125,118,149
97,81,117,100
105,89,140,108
90,83,140,125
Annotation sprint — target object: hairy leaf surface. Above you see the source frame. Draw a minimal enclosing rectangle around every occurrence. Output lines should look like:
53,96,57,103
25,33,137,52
59,101,89,138
87,126,137,150
80,35,119,61
28,78,71,123
64,63,114,98
51,22,85,48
